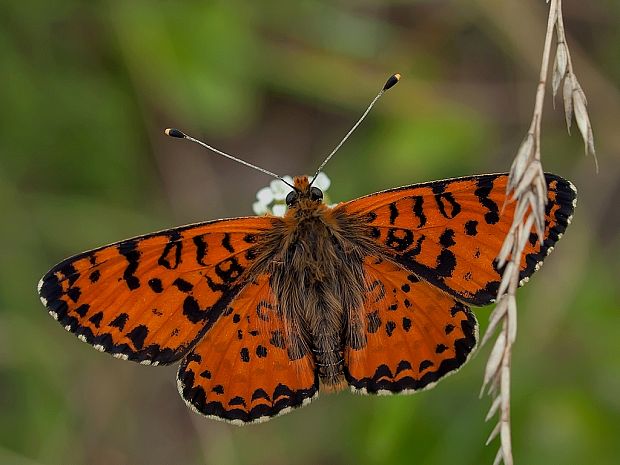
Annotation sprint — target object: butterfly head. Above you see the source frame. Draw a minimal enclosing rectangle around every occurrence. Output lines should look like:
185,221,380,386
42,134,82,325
285,176,324,209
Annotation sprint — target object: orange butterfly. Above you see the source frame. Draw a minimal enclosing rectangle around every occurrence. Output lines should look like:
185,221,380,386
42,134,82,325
38,75,576,425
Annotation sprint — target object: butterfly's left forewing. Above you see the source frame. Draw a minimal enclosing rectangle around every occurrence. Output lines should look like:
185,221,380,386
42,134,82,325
38,217,273,365
338,173,576,306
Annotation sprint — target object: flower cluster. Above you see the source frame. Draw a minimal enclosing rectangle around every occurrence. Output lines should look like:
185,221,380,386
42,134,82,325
252,172,332,216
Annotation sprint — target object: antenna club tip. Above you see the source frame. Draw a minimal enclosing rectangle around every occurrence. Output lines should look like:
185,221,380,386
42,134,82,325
383,73,401,91
165,128,186,138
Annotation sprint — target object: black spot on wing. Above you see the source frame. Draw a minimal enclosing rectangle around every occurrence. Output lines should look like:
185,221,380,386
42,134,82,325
118,240,141,290
88,270,100,283
148,278,164,293
364,212,377,223
193,235,208,266
214,257,244,284
435,344,448,354
109,312,129,331
474,177,500,224
419,360,434,372
88,311,103,328
439,229,456,248
385,228,414,252
252,388,271,402
127,325,149,350
222,233,235,253
388,202,399,225
158,231,182,270
173,278,193,293
245,248,257,260
412,195,426,227
75,303,90,317
256,345,267,358
396,360,412,375
229,396,246,408
464,220,478,236
432,182,462,219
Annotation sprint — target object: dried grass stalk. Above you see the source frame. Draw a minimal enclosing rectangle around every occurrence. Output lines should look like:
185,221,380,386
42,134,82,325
480,1,595,464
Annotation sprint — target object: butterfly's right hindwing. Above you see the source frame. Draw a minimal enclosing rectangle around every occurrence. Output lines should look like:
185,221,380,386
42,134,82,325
345,257,477,394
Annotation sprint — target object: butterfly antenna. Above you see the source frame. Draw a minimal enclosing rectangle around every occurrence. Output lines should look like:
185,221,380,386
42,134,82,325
309,73,400,186
164,128,297,190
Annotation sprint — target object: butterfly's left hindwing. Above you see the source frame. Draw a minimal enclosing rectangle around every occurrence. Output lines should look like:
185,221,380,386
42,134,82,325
38,217,273,365
338,173,576,306
178,274,318,424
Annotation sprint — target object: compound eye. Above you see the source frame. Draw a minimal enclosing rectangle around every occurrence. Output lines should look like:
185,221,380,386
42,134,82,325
310,187,324,201
285,190,299,206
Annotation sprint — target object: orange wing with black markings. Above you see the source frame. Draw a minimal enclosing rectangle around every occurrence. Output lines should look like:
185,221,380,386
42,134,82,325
177,273,318,424
38,217,273,365
345,257,477,394
338,173,576,306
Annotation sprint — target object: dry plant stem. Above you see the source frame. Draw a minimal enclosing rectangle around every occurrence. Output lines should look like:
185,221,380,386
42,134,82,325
481,1,559,465
482,1,595,463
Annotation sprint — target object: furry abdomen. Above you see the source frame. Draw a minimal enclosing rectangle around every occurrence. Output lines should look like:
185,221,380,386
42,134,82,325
275,215,366,388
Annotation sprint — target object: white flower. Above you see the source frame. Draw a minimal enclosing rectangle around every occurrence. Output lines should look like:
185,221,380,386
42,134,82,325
252,173,333,217
252,201,269,215
256,186,274,205
271,204,287,217
270,176,294,201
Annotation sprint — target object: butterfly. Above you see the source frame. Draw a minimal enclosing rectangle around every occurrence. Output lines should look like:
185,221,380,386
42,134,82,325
38,75,577,425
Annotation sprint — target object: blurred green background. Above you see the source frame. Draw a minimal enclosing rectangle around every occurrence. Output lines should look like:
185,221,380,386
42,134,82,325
1,1,619,464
